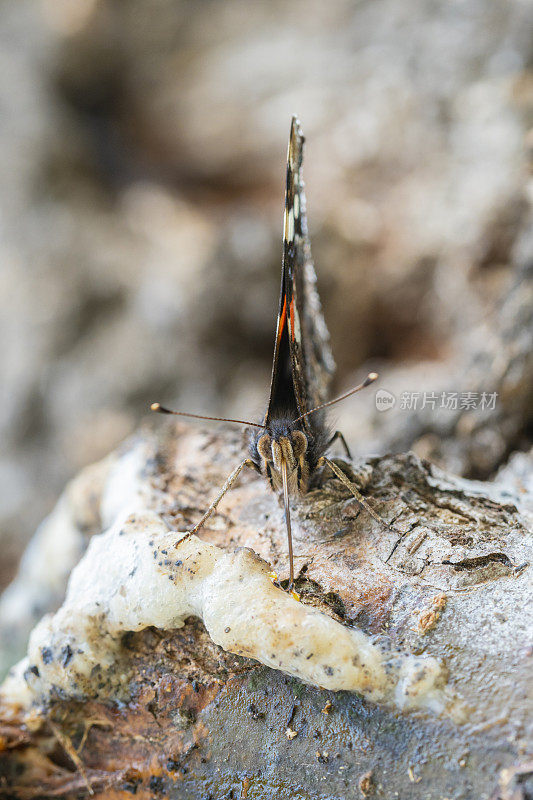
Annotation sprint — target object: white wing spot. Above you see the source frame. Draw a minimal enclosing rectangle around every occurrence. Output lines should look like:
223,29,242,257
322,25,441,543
292,303,301,343
285,208,295,242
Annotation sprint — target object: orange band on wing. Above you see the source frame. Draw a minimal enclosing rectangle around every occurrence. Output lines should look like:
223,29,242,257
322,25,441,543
277,296,287,345
289,297,295,341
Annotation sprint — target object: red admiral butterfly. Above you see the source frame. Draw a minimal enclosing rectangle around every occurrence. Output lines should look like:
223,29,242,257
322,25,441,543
152,117,390,592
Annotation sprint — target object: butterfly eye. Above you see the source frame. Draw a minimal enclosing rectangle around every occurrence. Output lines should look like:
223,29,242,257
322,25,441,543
291,430,307,459
257,434,272,462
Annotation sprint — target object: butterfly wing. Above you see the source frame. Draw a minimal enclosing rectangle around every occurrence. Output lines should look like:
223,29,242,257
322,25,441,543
264,116,334,432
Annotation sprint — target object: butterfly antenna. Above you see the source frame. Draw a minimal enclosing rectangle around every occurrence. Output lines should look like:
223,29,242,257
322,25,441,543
150,403,265,429
293,372,379,423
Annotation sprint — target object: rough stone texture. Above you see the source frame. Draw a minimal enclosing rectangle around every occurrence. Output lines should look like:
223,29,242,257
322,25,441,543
366,228,533,479
1,0,532,587
0,423,531,799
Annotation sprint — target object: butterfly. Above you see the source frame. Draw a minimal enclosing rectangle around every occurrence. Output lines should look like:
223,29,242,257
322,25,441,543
152,116,391,593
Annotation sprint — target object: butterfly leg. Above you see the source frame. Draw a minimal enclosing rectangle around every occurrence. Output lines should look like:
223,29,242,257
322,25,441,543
187,458,258,536
327,430,352,459
318,456,397,535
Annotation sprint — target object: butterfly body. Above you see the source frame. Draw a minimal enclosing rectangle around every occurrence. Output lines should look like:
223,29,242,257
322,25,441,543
152,116,383,591
248,117,332,496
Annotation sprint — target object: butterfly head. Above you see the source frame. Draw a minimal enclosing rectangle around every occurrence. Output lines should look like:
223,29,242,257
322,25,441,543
251,423,309,494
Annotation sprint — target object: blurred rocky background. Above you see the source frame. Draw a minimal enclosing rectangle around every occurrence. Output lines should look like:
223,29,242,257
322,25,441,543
1,0,532,591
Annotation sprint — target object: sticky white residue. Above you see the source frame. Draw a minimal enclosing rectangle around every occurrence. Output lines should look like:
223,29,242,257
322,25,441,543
0,440,152,681
99,441,152,527
3,505,449,714
0,455,115,646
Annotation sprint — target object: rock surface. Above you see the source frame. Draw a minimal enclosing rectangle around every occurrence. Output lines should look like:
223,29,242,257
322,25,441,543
0,422,531,799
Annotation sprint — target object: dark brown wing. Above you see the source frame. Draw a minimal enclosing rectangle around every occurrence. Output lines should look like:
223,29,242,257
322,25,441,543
264,116,334,432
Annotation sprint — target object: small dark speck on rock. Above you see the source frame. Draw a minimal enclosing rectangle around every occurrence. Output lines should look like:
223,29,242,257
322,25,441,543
225,627,231,633
61,644,73,667
41,647,53,665
323,665,334,676
333,528,350,538
149,776,165,793
248,703,264,720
